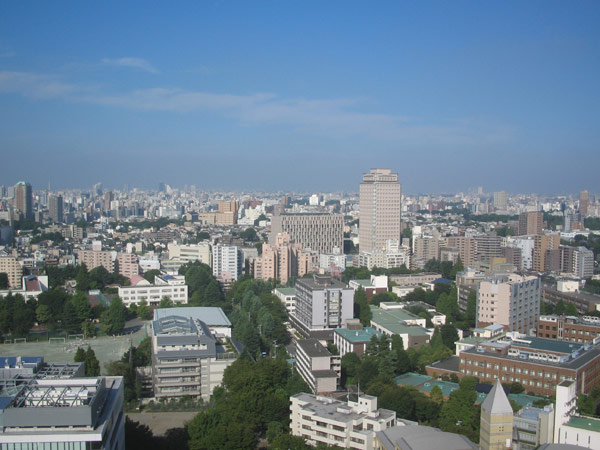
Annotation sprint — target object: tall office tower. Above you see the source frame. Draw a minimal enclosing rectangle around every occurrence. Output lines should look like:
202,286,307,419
14,181,33,221
48,194,63,223
493,191,508,211
103,191,113,212
359,168,402,252
270,213,344,253
518,211,543,236
479,379,514,450
579,190,589,216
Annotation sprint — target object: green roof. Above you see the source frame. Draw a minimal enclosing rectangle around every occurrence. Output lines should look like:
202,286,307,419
370,306,429,336
335,327,382,342
508,393,545,408
513,336,583,354
275,287,296,295
354,279,372,286
394,372,432,387
419,380,459,398
567,416,600,432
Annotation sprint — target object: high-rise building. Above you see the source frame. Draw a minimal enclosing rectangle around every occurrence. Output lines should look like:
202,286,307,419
518,211,543,236
48,194,63,223
492,191,508,211
533,233,560,272
14,181,33,221
0,255,22,289
212,245,242,282
270,213,343,254
579,190,589,216
477,274,541,334
292,274,354,337
359,168,402,253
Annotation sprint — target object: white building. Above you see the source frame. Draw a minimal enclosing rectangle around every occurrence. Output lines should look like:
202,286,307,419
166,242,212,269
0,377,125,450
0,275,48,300
358,240,410,270
507,236,535,271
554,379,600,449
273,287,296,316
291,392,396,450
212,245,242,282
319,247,346,272
118,274,188,307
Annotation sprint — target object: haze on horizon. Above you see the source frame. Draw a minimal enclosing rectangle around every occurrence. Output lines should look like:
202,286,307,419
0,1,598,194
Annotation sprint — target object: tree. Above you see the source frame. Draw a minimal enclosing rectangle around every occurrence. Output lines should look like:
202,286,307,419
555,299,566,315
0,273,8,289
12,296,35,336
62,301,82,333
565,303,578,316
36,304,52,324
137,299,152,320
75,264,90,291
158,296,174,309
84,346,100,376
430,385,444,405
101,297,127,335
353,287,371,327
439,376,481,443
143,269,161,283
71,291,92,322
440,324,459,351
74,347,86,363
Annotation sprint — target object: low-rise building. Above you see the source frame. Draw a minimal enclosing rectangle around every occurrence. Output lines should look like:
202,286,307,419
542,282,600,314
334,323,383,357
554,379,600,448
388,272,441,286
375,424,478,450
273,287,296,316
369,304,431,350
0,275,49,300
296,339,340,394
349,275,389,299
118,274,188,307
153,306,232,337
0,377,125,450
537,315,600,344
291,392,396,450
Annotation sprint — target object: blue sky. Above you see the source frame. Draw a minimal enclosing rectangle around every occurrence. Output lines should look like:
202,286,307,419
0,1,599,194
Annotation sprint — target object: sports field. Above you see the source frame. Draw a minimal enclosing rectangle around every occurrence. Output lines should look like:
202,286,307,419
0,320,152,374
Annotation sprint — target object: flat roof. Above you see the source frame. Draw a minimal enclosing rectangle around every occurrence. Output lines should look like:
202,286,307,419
153,306,231,327
274,287,296,295
567,416,600,433
297,339,332,358
334,327,382,343
510,337,583,354
393,372,432,387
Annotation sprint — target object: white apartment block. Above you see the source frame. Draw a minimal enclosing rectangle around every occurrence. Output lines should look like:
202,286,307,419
477,274,541,334
118,274,188,307
358,241,410,270
359,168,402,253
273,287,296,315
291,392,397,450
212,245,242,282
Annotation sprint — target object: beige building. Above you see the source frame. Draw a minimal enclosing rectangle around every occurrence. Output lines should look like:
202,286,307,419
479,379,514,450
477,274,541,334
116,253,139,279
78,250,114,273
296,339,340,394
518,211,543,236
0,255,22,289
359,168,402,252
447,236,477,268
166,243,212,269
533,233,560,272
412,235,440,264
270,213,343,254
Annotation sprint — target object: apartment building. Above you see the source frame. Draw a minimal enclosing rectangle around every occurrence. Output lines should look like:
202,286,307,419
296,339,341,394
359,240,410,270
151,313,238,401
456,268,487,312
78,249,114,272
165,242,212,270
118,274,188,306
0,255,22,288
446,236,477,268
536,315,600,344
211,245,242,282
270,213,344,254
0,377,125,450
292,274,354,337
477,274,541,334
533,234,560,272
273,287,296,316
116,252,139,279
518,211,543,236
359,168,402,253
291,392,396,450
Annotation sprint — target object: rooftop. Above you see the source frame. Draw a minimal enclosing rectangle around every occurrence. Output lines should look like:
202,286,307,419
274,287,296,295
334,327,382,343
375,424,478,450
153,306,231,327
566,415,600,433
509,336,583,355
297,339,332,358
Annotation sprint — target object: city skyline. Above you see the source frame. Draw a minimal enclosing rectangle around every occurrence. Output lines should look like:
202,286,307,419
1,1,599,193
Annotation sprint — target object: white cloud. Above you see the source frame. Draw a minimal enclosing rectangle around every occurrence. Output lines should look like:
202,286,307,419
0,69,513,145
101,57,158,73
